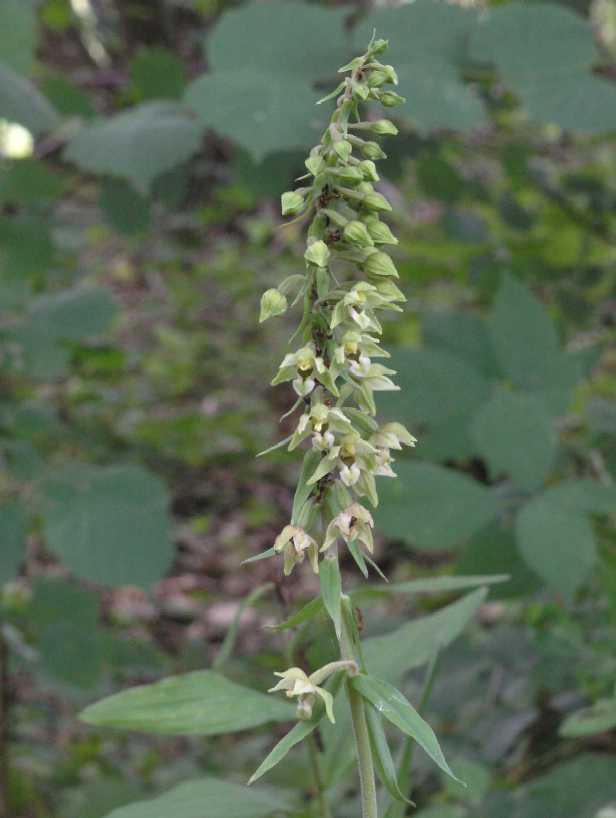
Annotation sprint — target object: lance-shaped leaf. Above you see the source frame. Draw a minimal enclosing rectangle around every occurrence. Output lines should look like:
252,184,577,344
80,670,295,735
365,703,413,805
352,674,462,784
363,588,487,681
248,718,319,786
103,777,292,818
320,554,342,637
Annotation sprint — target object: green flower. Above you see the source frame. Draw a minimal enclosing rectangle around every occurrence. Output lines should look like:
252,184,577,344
269,661,357,723
322,502,375,554
274,525,319,576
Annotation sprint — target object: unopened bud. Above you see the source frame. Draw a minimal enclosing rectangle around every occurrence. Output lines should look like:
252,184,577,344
259,288,287,323
359,160,379,182
363,250,399,278
379,91,406,108
333,140,352,162
368,119,398,135
344,220,373,247
359,141,387,161
362,191,392,212
369,38,389,56
365,217,398,244
351,80,370,101
305,155,326,176
330,165,364,186
367,70,388,88
304,240,330,268
281,190,305,216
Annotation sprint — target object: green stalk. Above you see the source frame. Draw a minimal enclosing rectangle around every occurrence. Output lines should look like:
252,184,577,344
339,595,378,818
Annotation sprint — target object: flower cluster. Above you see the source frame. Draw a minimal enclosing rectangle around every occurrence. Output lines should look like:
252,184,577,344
260,37,415,578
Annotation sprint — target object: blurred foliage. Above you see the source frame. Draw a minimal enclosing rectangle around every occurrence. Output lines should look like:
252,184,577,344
0,0,616,817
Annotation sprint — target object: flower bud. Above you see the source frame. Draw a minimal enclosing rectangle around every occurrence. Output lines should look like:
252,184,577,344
362,191,392,212
363,250,399,278
330,165,364,186
369,38,389,56
367,70,388,88
343,220,373,247
379,91,406,108
281,190,305,216
351,80,370,101
359,141,387,160
365,217,398,244
305,155,326,176
373,278,406,302
333,140,352,162
304,240,330,268
259,288,287,323
359,160,379,182
368,119,398,135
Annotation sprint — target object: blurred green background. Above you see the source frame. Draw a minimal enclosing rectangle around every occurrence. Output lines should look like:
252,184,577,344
1,0,616,816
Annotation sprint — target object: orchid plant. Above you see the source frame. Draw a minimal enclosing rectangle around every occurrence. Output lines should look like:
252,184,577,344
255,36,461,818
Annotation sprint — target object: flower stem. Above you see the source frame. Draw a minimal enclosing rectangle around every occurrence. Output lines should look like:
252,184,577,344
339,597,378,818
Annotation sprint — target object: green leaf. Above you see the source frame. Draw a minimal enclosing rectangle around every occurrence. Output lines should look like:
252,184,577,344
269,596,325,631
81,670,295,735
352,674,462,783
42,464,173,587
101,777,291,818
184,1,346,160
360,573,509,598
488,273,558,387
248,719,318,785
456,524,541,599
471,4,616,133
514,754,616,818
515,494,597,595
0,159,64,206
291,449,321,524
39,621,107,689
0,501,28,583
0,0,37,74
10,286,117,379
365,703,412,805
129,47,186,102
541,480,616,516
559,698,616,738
0,64,60,134
384,347,491,427
358,2,486,132
377,462,500,551
100,179,151,235
64,102,202,190
423,311,498,377
364,589,487,682
471,389,556,490
320,554,342,637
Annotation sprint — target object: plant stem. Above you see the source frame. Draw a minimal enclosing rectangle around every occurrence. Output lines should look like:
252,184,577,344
347,678,379,818
339,600,378,818
0,624,10,818
307,732,332,818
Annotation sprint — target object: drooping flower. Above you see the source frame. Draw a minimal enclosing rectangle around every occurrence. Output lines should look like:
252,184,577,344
268,661,357,723
322,503,375,554
273,525,319,576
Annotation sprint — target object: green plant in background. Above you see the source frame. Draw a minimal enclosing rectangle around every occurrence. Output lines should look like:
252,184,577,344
74,39,504,818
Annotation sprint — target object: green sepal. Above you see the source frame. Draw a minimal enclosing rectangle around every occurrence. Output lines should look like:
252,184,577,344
241,547,276,566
